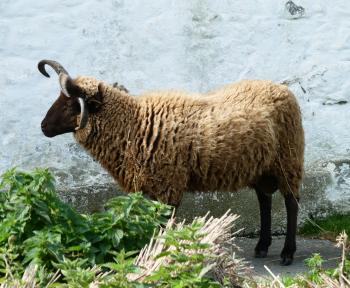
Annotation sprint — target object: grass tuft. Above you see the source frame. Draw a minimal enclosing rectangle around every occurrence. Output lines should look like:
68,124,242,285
299,213,350,240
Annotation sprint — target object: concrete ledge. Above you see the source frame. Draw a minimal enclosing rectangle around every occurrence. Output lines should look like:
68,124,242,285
57,166,347,235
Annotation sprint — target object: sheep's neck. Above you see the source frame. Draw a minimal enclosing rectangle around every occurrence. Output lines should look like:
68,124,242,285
75,88,141,190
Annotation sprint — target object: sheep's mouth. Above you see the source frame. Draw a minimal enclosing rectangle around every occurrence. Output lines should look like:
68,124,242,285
41,121,74,138
41,127,57,138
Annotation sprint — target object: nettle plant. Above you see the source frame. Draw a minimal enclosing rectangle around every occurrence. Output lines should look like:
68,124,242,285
0,168,171,284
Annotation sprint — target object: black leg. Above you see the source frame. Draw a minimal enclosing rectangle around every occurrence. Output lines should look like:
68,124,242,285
255,188,272,258
280,193,299,265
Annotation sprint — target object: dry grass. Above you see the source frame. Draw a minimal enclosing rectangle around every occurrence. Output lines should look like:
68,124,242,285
127,210,248,285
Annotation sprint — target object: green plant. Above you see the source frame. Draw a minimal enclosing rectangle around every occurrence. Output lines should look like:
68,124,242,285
305,253,326,285
281,250,350,287
299,213,350,240
0,168,171,285
143,220,221,287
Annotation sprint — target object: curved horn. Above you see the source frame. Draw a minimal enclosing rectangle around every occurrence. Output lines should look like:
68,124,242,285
59,73,72,97
76,98,89,130
38,60,69,78
59,74,89,130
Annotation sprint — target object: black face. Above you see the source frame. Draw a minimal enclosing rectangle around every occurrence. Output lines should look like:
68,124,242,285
41,92,81,137
38,60,99,137
41,80,104,138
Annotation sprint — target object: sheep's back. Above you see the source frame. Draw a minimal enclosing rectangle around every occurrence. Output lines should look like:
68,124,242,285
135,83,287,194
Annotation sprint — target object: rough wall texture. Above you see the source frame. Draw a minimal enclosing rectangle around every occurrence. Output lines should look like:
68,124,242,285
1,0,350,234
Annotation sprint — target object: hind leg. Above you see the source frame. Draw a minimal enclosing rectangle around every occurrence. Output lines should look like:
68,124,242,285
277,165,302,265
254,175,278,258
280,193,299,265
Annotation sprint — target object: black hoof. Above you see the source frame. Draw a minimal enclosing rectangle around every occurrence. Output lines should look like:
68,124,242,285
280,257,293,266
255,250,268,258
280,247,295,266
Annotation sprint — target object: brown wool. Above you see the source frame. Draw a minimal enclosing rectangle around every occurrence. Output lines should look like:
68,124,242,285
74,78,304,207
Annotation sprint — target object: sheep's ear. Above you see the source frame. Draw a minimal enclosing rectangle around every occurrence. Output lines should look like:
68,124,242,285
64,77,84,98
112,82,129,93
87,83,104,113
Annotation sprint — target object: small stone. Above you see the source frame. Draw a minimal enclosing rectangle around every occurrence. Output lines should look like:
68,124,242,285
322,99,348,105
285,1,305,19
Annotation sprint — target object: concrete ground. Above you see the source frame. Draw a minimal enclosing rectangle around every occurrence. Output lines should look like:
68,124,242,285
235,236,341,278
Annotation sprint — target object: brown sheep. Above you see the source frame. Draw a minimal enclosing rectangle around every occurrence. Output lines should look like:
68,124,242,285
38,60,304,266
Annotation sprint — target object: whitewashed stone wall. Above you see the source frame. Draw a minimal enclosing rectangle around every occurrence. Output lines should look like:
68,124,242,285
1,1,350,231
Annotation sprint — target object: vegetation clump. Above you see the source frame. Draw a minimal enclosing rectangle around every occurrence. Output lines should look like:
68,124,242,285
0,168,240,287
0,168,349,287
0,168,171,285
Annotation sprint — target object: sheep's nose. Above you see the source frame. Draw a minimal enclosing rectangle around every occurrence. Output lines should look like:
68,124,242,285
41,121,47,131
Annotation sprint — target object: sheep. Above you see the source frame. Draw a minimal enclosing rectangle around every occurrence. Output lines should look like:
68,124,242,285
38,59,304,266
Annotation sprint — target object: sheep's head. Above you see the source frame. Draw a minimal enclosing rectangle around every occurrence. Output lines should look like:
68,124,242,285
38,60,103,137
